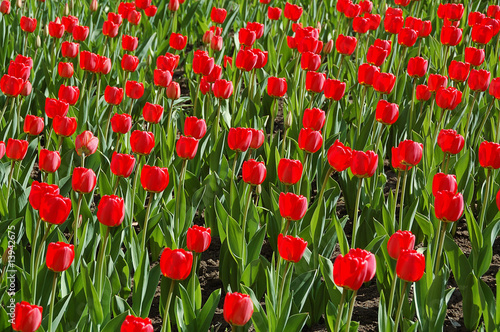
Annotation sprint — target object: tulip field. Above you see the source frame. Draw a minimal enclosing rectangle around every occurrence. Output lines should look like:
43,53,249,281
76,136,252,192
2,0,500,330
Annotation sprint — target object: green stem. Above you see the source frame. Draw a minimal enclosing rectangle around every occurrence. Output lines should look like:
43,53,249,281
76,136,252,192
174,159,188,244
317,168,334,204
33,224,52,304
357,86,367,137
112,176,120,195
96,227,110,297
392,171,401,223
6,160,15,196
129,154,142,252
344,290,358,332
479,169,492,230
464,91,478,137
393,281,408,332
387,268,398,315
408,79,416,137
434,222,447,275
73,193,83,248
333,289,347,332
277,260,290,315
193,75,201,116
141,192,154,250
398,170,408,230
48,273,58,332
241,184,253,269
441,46,450,76
161,280,176,332
280,127,288,159
232,71,243,120
115,133,121,153
0,96,11,124
337,55,345,80
474,99,495,148
351,178,363,247
297,153,309,196
215,100,222,142
104,105,113,140
30,216,42,278
275,20,291,74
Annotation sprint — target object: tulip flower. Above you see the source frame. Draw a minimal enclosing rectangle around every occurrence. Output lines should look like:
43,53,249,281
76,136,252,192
415,85,431,102
351,150,378,178
125,80,144,99
97,195,125,227
242,159,267,185
284,2,302,21
11,302,43,332
0,141,4,159
366,45,388,67
465,47,485,67
268,7,282,20
279,192,308,221
61,41,79,58
140,165,169,193
176,135,199,160
440,26,462,46
398,27,418,47
468,69,491,92
103,20,119,38
143,102,163,124
437,129,464,155
23,114,44,136
302,108,325,131
435,191,464,223
6,138,28,161
448,60,470,83
130,130,155,155
387,230,415,260
210,7,227,24
489,77,500,100
407,57,428,78
121,316,154,332
169,32,187,50
122,34,139,52
127,10,141,25
0,0,10,14
121,54,139,72
223,292,254,327
58,85,80,105
46,242,74,272
228,127,253,152
336,34,357,56
358,63,380,87
39,149,61,173
305,71,326,93
186,225,211,253
29,181,60,211
471,24,494,45
110,152,136,179
375,100,399,125
428,74,448,92
249,129,264,150
298,128,323,153
20,16,37,33
0,74,23,97
72,25,89,41
435,87,462,110
324,79,346,100
39,193,72,225
212,79,233,99
432,173,458,197
75,131,98,157
62,15,79,33
72,167,97,194
277,233,308,263
267,77,287,97
278,158,303,185
111,113,132,134
394,140,423,167
58,62,74,78
373,72,396,95
184,117,207,139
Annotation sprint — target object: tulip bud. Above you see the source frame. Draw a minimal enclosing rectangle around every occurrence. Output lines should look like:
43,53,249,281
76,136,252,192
64,3,69,15
90,0,98,12
16,0,22,9
44,24,49,36
146,54,152,67
285,111,292,128
255,184,262,195
316,21,322,32
323,39,334,54
36,35,41,48
2,246,11,265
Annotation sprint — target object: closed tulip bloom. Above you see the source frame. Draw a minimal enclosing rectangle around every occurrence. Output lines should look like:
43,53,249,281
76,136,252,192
111,113,132,134
284,2,303,21
336,34,357,56
72,167,97,194
469,12,485,27
387,230,415,260
8,61,30,81
58,85,80,105
396,140,423,166
40,193,72,224
468,69,491,92
437,129,465,155
153,69,172,88
141,165,169,193
351,150,378,178
465,47,485,67
384,13,404,34
209,35,223,51
277,233,308,263
302,108,325,131
184,117,207,139
0,74,23,97
121,54,139,72
169,32,187,50
75,131,98,156
62,15,79,33
449,60,470,82
365,13,381,31
157,53,180,72
228,127,252,152
80,51,99,72
45,98,69,119
398,27,418,47
0,0,11,15
11,302,43,332
122,34,139,52
166,82,181,100
121,316,153,332
358,63,380,87
298,128,323,153
130,131,155,155
301,52,321,71
125,80,144,99
436,87,462,110
176,136,199,160
432,173,458,197
489,78,500,100
278,159,303,185
373,72,396,95
58,62,74,78
23,114,44,136
97,195,125,227
39,149,61,173
267,77,287,97
428,74,448,92
440,26,462,46
211,7,227,24
366,45,388,67
396,250,425,282
407,57,428,78
143,102,163,124
235,49,257,72
279,192,307,221
268,7,282,20
72,25,89,41
360,0,373,13
488,5,500,18
186,225,211,253
242,159,267,185
20,81,32,97
53,116,77,137
224,55,233,68
472,24,494,45
305,71,326,93
160,248,193,280
61,41,79,58
324,79,346,100
344,3,361,18
327,140,352,172
249,129,264,149
353,17,370,34
29,181,60,211
223,292,254,327
391,146,411,171
135,0,151,10
333,248,376,290
102,20,119,38
0,141,4,159
111,152,136,178
435,191,464,222
6,138,28,161
247,22,264,40
445,3,464,21
212,79,234,99
46,242,74,272
20,16,37,32
207,64,223,83
376,99,399,125
127,10,141,25
193,50,215,76
374,38,392,53
99,56,112,75
479,141,500,169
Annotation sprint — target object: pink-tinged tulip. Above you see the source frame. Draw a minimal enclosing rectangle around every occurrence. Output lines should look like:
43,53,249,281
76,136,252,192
75,131,98,156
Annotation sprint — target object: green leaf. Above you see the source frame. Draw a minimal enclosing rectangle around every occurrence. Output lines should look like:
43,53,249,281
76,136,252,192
101,312,129,332
81,264,104,325
197,289,221,332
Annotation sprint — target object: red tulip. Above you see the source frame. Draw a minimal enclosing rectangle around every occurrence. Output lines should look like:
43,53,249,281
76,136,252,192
436,87,462,110
186,225,211,253
212,79,233,99
127,10,141,25
193,50,214,76
416,85,431,101
277,233,308,263
465,47,485,67
58,62,74,78
160,247,193,280
437,129,464,155
394,140,423,166
111,113,132,134
302,108,326,132
374,39,392,53
358,63,380,87
398,27,418,47
327,140,352,172
353,17,370,34
60,41,79,59
396,249,425,282
39,193,72,224
58,85,80,105
135,0,151,10
242,159,267,185
45,98,69,119
29,181,60,211
375,99,399,125
235,49,257,71
6,138,28,161
279,192,307,221
72,25,89,41
102,20,119,38
0,0,10,15
366,45,388,67
153,69,173,88
298,128,323,153
141,165,169,193
469,12,486,27
121,315,153,332
8,60,30,81
11,302,43,332
228,127,253,152
144,6,157,17
75,131,98,156
143,102,163,124
365,13,381,31
440,26,463,46
434,190,464,222
344,3,361,18
432,173,458,197
125,80,144,99
444,3,464,21
351,150,378,178
0,74,23,97
387,230,415,260
471,24,494,45
247,22,264,40
277,159,303,185
111,152,136,178
384,13,404,34
46,242,74,272
324,79,346,100
62,15,79,33
407,57,428,78
122,34,139,52
268,7,282,20
130,131,155,155
97,195,125,227
373,72,396,95
121,54,139,72
360,0,373,13
249,129,264,149
448,60,470,83
23,114,44,136
336,34,357,56
176,135,199,160
479,141,500,169
468,69,491,92
211,7,227,24
224,55,233,68
284,2,303,21
428,74,448,92
267,77,287,97
301,51,321,71
489,77,500,100
391,147,411,171
20,16,37,32
39,149,61,173
333,248,376,290
0,141,4,159
170,32,187,50
305,71,326,93
72,167,97,194
80,51,99,72
184,117,207,139
166,82,181,100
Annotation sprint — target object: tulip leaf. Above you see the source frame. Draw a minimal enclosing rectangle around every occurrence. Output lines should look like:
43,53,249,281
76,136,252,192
81,264,104,325
462,274,482,331
197,288,221,332
101,312,128,332
226,214,243,262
